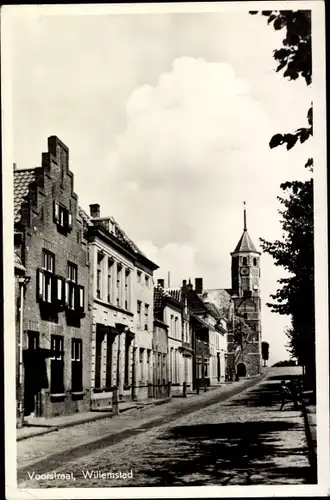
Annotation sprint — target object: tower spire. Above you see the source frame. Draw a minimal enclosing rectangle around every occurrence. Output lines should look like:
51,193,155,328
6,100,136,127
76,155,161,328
243,201,247,231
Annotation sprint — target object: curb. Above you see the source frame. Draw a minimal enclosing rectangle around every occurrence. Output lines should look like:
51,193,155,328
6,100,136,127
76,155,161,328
300,398,317,481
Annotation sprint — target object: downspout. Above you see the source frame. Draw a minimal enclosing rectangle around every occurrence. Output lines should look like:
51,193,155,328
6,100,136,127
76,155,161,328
18,277,29,427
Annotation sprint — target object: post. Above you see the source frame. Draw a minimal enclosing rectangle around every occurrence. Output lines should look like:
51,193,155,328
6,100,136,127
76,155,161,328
167,381,172,398
148,382,153,399
196,379,200,395
183,381,187,398
112,387,119,415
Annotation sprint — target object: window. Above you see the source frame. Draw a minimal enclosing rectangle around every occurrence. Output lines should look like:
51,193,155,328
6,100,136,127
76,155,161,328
38,250,55,303
116,263,122,307
124,334,132,387
96,252,103,299
68,262,77,283
107,258,113,303
137,301,142,328
53,201,72,233
170,315,174,337
145,275,149,287
137,271,142,283
71,338,83,392
67,262,78,310
253,257,257,266
242,257,247,265
139,348,145,380
175,317,178,339
27,331,39,351
125,269,130,310
50,335,64,394
144,303,149,331
147,349,151,382
105,335,114,388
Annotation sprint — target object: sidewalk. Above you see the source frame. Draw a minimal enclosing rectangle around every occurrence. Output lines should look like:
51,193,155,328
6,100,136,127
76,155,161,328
302,402,317,474
17,398,170,441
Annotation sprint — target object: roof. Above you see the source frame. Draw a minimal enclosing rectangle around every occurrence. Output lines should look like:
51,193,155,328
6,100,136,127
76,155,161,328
166,287,184,303
14,169,37,224
154,285,183,318
14,252,25,272
79,207,150,262
204,302,221,319
232,230,260,254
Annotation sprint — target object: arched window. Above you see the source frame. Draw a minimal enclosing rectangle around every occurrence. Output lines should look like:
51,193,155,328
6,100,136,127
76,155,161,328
242,257,247,265
253,258,257,266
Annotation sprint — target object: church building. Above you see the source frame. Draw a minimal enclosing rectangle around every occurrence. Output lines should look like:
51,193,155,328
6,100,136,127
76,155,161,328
229,204,262,377
202,203,262,379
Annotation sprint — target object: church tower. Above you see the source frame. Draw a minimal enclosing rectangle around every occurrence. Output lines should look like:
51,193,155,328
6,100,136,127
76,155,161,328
230,203,262,377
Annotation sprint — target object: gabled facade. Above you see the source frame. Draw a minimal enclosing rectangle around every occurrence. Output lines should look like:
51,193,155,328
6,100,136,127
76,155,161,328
85,204,158,407
154,281,188,393
14,136,90,421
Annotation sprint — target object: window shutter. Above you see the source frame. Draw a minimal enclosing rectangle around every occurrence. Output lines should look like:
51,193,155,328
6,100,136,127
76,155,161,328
56,276,64,302
78,285,85,311
68,211,73,231
53,201,60,224
71,283,76,310
64,280,70,308
36,269,44,302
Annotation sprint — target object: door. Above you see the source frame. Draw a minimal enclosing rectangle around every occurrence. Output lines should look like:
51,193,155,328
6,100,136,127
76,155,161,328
217,353,221,382
24,331,40,417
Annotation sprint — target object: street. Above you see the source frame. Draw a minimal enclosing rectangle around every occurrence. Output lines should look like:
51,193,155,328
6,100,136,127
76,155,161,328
17,367,314,488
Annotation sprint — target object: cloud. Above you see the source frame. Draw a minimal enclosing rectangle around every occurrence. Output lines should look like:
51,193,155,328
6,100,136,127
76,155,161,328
101,57,276,258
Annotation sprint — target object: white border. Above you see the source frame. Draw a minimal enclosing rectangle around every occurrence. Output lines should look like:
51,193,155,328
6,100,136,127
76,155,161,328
2,1,328,498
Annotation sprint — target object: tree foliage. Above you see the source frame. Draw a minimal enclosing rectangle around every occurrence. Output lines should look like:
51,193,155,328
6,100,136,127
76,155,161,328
250,10,311,85
251,9,314,380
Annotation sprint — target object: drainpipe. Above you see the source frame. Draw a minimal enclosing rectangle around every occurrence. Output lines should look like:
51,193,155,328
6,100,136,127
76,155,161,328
17,276,30,427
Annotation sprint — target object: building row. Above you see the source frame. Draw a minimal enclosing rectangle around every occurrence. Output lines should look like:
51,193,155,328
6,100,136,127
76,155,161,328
14,136,262,427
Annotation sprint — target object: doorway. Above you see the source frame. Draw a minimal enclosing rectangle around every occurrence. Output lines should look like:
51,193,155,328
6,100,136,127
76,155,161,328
236,362,247,377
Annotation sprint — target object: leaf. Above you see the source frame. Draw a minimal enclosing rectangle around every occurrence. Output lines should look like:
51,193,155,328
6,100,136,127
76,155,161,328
269,133,284,148
276,60,287,72
305,158,313,170
284,134,298,150
273,16,285,30
267,14,277,24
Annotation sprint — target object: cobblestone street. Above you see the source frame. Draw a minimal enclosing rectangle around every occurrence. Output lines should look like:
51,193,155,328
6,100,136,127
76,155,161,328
17,368,314,488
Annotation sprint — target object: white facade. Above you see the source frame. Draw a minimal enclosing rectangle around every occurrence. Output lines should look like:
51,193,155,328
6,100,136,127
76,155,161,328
164,304,184,390
87,209,157,407
134,266,154,396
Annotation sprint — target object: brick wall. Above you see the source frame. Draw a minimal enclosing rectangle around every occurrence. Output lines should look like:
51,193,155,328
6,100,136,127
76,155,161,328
17,137,91,418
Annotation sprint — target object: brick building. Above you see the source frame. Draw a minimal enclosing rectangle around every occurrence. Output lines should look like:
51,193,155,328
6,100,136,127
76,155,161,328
84,204,158,408
14,136,91,420
229,206,262,377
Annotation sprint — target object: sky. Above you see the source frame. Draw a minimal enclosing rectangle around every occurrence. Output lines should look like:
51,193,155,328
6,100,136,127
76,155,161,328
9,6,313,365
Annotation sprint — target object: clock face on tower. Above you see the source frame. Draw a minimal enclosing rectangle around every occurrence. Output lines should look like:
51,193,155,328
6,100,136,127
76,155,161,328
241,267,249,276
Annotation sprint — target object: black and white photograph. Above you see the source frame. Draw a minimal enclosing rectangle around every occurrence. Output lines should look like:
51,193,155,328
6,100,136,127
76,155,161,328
2,1,328,498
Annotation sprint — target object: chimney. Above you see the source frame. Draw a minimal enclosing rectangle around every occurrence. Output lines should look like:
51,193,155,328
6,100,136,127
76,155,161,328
195,278,203,295
157,279,165,288
13,163,17,171
182,279,187,287
90,204,100,218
